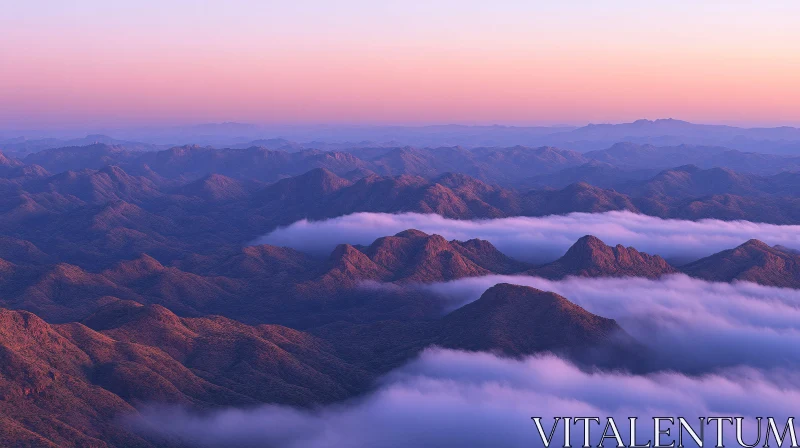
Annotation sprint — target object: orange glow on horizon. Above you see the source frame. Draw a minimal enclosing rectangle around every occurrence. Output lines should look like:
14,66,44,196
2,1,799,127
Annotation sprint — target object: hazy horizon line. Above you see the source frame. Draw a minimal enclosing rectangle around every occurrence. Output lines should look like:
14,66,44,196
4,117,800,138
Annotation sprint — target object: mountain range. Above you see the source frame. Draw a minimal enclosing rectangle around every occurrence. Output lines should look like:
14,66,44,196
3,151,800,277
3,133,800,446
7,119,800,154
2,220,798,446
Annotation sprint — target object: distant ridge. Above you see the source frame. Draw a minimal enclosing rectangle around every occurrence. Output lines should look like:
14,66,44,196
7,118,800,153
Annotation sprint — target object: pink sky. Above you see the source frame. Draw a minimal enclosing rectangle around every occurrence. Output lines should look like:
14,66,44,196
2,1,799,127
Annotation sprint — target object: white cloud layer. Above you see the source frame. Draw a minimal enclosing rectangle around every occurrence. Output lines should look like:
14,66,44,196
133,275,800,447
254,211,800,263
134,349,799,448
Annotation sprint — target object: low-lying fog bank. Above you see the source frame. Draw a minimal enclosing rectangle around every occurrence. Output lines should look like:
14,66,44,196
134,348,796,448
255,211,800,264
134,273,800,447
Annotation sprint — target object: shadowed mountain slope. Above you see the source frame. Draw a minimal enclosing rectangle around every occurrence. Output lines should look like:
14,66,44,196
0,301,373,447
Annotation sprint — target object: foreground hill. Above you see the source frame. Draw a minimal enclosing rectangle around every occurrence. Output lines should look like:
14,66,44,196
0,308,149,447
0,302,373,447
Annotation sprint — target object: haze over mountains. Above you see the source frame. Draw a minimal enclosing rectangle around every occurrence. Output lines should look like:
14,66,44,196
6,119,800,154
3,121,800,446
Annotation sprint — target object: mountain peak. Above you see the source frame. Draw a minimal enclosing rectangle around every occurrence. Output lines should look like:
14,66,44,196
312,231,527,286
329,243,364,261
569,235,607,252
739,239,771,250
533,235,676,279
683,239,800,288
437,283,625,356
557,235,615,264
394,229,429,239
302,243,388,291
